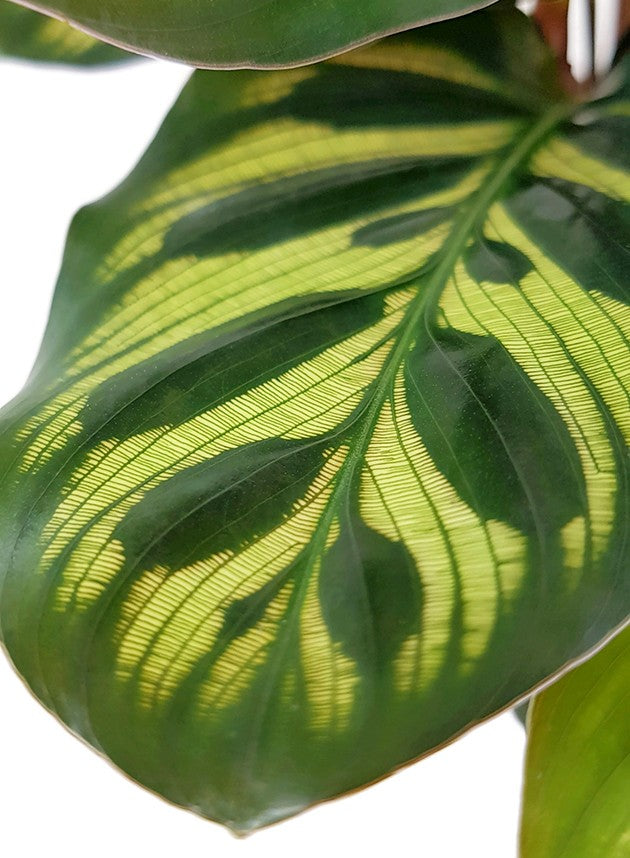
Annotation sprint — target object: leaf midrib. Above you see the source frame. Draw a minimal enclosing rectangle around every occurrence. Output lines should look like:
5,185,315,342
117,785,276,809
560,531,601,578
321,101,576,534
231,100,577,745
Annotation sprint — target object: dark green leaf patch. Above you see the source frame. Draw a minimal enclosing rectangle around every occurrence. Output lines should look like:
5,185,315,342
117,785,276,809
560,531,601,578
405,328,586,533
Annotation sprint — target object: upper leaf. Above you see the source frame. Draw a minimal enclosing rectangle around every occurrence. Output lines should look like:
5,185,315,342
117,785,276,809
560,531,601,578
0,5,628,833
0,1,133,65
10,0,497,68
520,625,630,857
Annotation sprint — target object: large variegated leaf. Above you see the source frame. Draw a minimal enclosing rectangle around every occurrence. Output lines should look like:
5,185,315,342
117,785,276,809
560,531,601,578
10,0,495,68
0,5,628,833
520,625,630,857
0,1,132,64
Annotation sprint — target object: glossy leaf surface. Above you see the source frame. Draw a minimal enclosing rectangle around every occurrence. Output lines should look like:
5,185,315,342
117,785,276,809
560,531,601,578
10,0,495,68
0,6,629,833
0,1,132,64
521,625,630,857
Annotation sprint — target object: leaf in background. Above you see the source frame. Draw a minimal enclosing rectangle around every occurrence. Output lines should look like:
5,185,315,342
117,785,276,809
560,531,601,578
0,5,628,833
514,699,529,727
0,1,134,65
10,0,497,68
520,625,630,857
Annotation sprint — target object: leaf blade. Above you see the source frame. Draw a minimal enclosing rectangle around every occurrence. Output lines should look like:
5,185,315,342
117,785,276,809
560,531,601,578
11,0,499,68
0,1,134,65
0,6,628,832
520,626,630,858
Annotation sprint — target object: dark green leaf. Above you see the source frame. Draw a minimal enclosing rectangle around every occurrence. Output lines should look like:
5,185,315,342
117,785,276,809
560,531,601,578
514,699,529,727
0,6,628,834
11,0,499,68
0,1,134,64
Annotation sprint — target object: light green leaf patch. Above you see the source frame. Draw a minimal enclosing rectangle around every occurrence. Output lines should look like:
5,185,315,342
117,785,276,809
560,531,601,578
0,5,628,834
521,625,630,858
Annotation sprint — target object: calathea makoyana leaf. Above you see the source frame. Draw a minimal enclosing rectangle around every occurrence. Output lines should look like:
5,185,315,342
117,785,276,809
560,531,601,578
520,625,630,858
0,5,628,833
0,1,133,65
10,0,496,68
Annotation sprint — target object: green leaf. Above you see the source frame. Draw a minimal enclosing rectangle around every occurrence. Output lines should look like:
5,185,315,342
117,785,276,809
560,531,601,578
514,699,529,727
0,5,628,833
11,0,496,68
520,625,630,857
0,1,134,64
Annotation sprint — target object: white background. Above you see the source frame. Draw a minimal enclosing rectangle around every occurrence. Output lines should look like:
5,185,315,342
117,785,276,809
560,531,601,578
0,2,616,851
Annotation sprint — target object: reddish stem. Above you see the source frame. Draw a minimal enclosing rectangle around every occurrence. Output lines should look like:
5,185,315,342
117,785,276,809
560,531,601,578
534,1,585,96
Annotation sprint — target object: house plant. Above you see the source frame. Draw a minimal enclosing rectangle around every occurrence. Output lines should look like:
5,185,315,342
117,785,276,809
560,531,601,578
0,0,628,853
